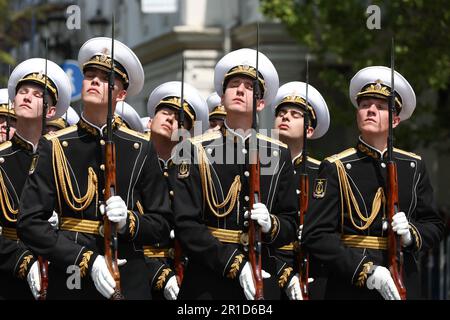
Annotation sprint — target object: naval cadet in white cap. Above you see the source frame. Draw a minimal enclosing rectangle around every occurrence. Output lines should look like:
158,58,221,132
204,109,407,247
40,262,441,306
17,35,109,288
206,92,226,131
271,81,330,300
0,88,16,142
17,37,172,300
1,57,70,300
303,66,444,300
170,48,298,300
143,80,208,300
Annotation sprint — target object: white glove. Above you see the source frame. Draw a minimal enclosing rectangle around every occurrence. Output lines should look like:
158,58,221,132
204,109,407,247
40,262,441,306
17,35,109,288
285,274,302,300
244,203,272,233
27,261,41,300
366,266,401,300
163,275,179,300
239,262,271,300
297,225,303,242
392,211,413,247
90,255,127,299
101,196,128,234
48,211,59,230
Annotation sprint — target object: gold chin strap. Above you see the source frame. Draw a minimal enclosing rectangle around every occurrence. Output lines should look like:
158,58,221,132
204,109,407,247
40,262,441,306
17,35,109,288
51,138,98,212
195,142,241,218
335,159,385,231
0,171,19,222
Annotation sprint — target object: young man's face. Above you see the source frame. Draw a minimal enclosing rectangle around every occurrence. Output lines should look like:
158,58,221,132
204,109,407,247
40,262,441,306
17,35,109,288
274,105,314,142
82,68,127,107
356,97,400,137
14,83,56,120
0,115,16,142
221,75,264,114
150,106,180,140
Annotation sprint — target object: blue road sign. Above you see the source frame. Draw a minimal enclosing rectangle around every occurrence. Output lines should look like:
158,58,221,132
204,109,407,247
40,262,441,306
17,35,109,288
61,60,83,102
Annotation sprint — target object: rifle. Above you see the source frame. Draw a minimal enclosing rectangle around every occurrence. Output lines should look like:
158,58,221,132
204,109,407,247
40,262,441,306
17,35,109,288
38,39,49,300
174,56,186,286
6,65,11,141
297,56,310,300
103,15,124,300
248,22,264,300
386,37,406,300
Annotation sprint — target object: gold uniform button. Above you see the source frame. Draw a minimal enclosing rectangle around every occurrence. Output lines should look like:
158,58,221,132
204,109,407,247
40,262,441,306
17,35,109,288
62,141,68,147
163,172,169,177
100,140,106,146
169,190,174,196
134,143,140,149
100,164,105,171
0,157,4,164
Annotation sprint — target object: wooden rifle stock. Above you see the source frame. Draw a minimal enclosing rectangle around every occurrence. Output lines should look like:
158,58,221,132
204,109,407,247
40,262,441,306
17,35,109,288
104,142,124,300
386,161,406,300
248,149,264,300
174,239,184,286
38,256,48,300
297,173,309,300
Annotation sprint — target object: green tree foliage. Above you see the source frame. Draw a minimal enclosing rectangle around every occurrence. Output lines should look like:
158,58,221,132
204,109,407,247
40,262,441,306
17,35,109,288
261,0,450,152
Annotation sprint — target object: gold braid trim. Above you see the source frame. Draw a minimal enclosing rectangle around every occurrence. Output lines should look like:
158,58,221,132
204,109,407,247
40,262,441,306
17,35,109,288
17,254,33,279
136,200,144,215
270,214,279,240
79,250,93,278
335,160,385,230
227,254,244,279
356,261,373,287
51,138,98,212
0,170,19,222
278,267,293,289
128,210,136,237
409,224,422,251
155,268,172,290
195,143,241,218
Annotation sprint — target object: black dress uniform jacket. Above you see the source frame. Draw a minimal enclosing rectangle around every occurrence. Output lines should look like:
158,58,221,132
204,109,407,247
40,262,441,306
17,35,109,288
275,153,328,300
0,134,38,300
171,126,298,300
141,155,177,299
17,116,171,299
303,138,444,299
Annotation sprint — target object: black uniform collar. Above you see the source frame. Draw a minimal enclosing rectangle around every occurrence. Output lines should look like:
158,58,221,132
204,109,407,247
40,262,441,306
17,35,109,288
222,121,251,143
12,132,37,153
79,113,123,137
357,136,387,160
158,156,174,169
292,152,304,166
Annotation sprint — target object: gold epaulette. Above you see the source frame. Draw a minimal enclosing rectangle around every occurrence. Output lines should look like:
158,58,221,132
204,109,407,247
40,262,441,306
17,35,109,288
44,125,78,140
118,125,151,141
189,130,222,145
256,133,288,148
325,148,357,163
393,147,421,160
308,156,321,166
0,141,12,152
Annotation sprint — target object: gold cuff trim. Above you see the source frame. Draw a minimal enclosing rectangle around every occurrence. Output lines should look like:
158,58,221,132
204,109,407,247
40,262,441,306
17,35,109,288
128,210,136,237
155,268,172,290
341,234,387,250
278,242,295,251
270,214,279,240
356,261,374,287
208,226,245,244
143,246,173,258
409,224,422,251
278,266,293,289
79,250,93,278
60,217,101,235
2,227,18,241
227,253,244,279
17,254,33,279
